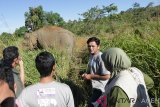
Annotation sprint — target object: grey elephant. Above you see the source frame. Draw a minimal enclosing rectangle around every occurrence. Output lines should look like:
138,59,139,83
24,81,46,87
24,26,75,55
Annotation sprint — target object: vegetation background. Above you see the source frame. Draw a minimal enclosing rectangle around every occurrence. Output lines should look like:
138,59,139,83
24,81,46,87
0,2,160,107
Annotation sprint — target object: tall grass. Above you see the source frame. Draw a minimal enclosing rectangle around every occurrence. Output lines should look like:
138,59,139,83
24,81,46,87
0,36,72,84
100,34,160,107
0,34,160,107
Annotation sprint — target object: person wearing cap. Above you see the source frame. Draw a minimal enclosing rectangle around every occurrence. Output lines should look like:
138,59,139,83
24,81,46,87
100,48,154,107
17,51,74,107
82,37,110,107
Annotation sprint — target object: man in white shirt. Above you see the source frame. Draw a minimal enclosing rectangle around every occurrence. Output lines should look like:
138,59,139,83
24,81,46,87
82,37,110,107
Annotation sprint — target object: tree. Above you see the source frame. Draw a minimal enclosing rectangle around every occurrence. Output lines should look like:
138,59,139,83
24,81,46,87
79,4,118,34
133,2,140,8
44,11,65,26
146,2,154,8
102,3,118,16
80,6,105,21
15,26,28,37
0,32,12,36
80,3,118,20
103,3,118,33
25,5,44,31
0,32,13,45
25,5,65,31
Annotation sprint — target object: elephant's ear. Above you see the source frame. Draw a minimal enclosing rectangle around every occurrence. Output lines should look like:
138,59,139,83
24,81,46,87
26,33,35,50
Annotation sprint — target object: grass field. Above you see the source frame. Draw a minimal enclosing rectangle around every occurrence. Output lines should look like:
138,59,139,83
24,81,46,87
0,33,160,107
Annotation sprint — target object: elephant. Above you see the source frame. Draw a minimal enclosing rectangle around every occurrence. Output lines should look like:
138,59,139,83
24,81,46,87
24,26,75,55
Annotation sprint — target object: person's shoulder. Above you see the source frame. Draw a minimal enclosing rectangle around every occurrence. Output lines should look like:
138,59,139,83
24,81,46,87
54,82,71,89
12,68,19,74
23,84,34,91
99,51,103,55
95,51,103,61
22,83,41,92
97,51,103,57
42,82,72,93
23,82,71,91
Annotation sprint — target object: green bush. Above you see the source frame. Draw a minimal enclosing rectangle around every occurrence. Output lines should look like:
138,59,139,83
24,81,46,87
100,35,160,107
15,26,28,37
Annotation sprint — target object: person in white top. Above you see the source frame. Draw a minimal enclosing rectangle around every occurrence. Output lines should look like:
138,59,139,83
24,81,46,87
17,51,74,107
82,37,110,107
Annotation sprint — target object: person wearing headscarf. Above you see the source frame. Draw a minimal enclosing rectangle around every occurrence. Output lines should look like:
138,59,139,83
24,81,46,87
99,48,154,107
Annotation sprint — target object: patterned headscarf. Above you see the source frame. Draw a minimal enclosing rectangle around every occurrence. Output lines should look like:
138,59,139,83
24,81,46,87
101,48,131,78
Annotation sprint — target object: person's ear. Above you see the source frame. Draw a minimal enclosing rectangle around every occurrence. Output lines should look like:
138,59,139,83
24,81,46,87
51,64,56,76
52,64,56,71
98,45,100,50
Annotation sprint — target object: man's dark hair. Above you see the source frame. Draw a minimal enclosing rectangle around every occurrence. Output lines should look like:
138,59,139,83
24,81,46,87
87,37,100,45
0,66,15,93
2,46,19,67
35,51,55,78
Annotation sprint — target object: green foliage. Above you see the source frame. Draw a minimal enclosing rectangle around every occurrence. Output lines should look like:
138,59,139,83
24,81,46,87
146,2,154,8
80,6,104,20
100,35,160,107
102,3,118,15
25,5,65,31
44,11,65,26
1,3,160,107
22,49,72,85
80,3,118,21
15,26,28,37
25,5,44,31
64,4,160,37
133,2,140,8
0,33,16,45
64,3,118,35
0,32,12,36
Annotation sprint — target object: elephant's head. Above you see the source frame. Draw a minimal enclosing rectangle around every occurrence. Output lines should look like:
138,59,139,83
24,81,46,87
23,32,38,50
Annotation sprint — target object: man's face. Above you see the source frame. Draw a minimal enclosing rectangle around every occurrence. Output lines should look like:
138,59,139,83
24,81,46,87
87,41,100,55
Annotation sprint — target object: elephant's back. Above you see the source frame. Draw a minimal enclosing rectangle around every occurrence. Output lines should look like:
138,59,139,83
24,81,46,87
38,26,74,42
37,26,75,50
